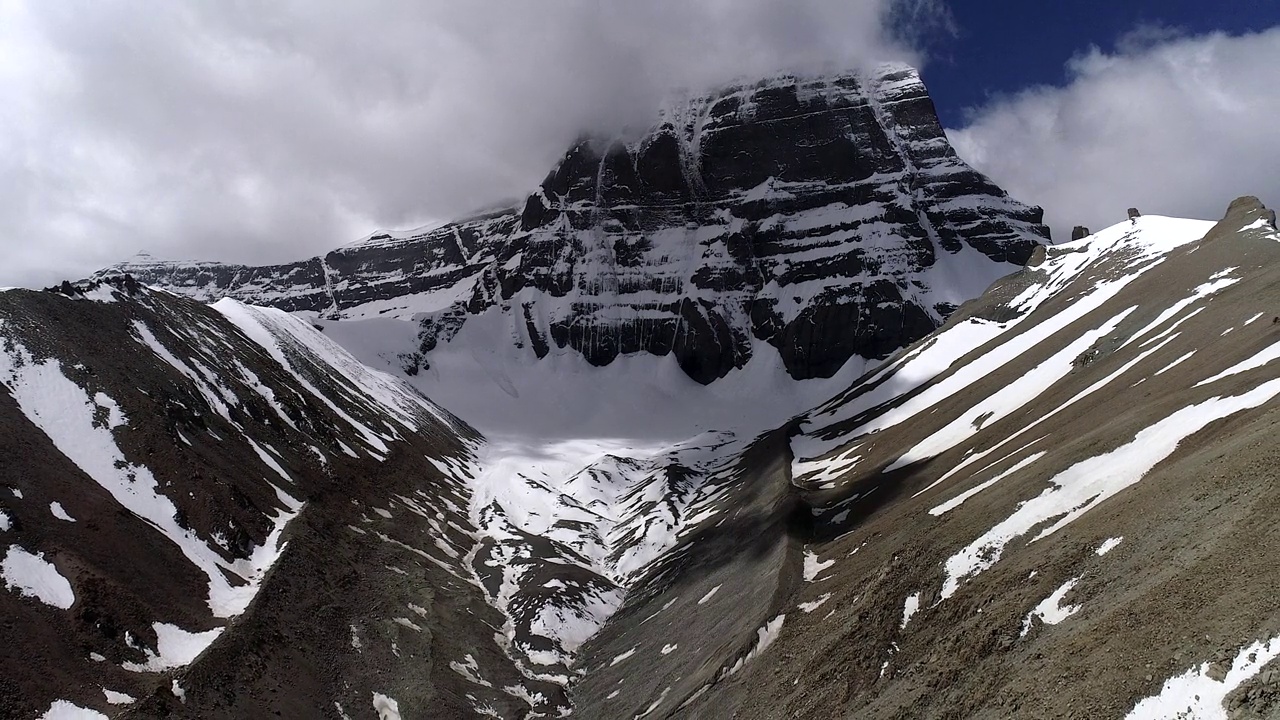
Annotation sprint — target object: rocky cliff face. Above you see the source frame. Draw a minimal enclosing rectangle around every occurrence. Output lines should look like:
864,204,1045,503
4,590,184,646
101,207,519,316
98,64,1048,384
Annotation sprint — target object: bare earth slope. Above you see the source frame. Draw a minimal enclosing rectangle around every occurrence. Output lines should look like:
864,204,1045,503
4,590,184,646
569,198,1280,719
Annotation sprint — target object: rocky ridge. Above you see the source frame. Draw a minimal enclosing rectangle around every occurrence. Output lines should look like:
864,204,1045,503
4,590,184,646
566,198,1280,719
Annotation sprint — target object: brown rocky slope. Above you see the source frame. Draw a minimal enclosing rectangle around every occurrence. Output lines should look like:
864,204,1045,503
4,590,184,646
569,198,1280,719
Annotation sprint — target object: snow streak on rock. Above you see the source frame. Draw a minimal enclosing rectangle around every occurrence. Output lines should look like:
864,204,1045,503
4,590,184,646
0,327,284,618
99,65,1047,385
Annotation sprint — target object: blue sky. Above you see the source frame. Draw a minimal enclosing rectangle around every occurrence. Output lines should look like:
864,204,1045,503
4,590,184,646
925,1,1280,127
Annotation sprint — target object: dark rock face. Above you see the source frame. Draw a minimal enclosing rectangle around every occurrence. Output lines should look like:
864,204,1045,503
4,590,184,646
98,65,1049,383
1072,226,1091,241
97,208,519,316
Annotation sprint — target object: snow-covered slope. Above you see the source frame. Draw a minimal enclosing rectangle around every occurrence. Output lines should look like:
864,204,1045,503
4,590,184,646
0,280,571,719
568,197,1280,718
97,64,1048,384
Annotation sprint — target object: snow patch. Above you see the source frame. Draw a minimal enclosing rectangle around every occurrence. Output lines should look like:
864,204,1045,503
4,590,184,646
1197,337,1280,387
1020,578,1081,637
50,502,75,522
929,452,1047,517
1126,633,1280,719
102,689,135,705
609,647,638,666
372,693,402,720
1154,351,1196,376
37,701,107,719
726,614,786,676
1095,537,1124,556
2,544,75,609
803,550,835,581
393,617,422,632
635,686,672,718
449,654,493,688
799,593,832,613
121,622,224,672
901,593,921,628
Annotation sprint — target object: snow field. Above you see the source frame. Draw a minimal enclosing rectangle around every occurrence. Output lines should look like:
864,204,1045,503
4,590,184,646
37,701,107,719
121,622,224,672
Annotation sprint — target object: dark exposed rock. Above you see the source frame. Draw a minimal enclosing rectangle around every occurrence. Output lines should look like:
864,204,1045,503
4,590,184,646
1072,226,1091,241
96,65,1049,383
1128,207,1142,220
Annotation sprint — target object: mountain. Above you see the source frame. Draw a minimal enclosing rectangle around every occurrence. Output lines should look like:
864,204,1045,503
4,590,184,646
0,279,595,718
14,198,1280,720
15,58,1280,720
96,64,1049,384
565,197,1280,719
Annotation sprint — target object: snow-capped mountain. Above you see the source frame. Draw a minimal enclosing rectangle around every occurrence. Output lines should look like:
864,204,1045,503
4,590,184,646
97,64,1048,383
11,59,1280,720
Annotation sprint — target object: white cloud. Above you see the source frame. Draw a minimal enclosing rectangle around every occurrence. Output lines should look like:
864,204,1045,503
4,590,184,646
0,0,943,287
948,28,1280,240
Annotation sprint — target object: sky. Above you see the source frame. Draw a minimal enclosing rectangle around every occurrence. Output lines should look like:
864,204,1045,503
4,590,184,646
0,1,1278,287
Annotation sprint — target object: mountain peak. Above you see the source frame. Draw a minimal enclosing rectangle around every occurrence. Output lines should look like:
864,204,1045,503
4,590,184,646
94,64,1048,384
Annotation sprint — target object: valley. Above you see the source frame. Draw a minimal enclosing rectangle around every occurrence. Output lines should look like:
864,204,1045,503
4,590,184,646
3,63,1279,720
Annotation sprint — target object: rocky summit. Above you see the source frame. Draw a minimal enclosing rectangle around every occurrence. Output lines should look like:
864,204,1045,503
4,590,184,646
97,64,1048,384
9,62,1280,720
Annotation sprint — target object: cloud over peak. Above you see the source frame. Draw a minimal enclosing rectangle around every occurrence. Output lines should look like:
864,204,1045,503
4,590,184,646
0,0,937,286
